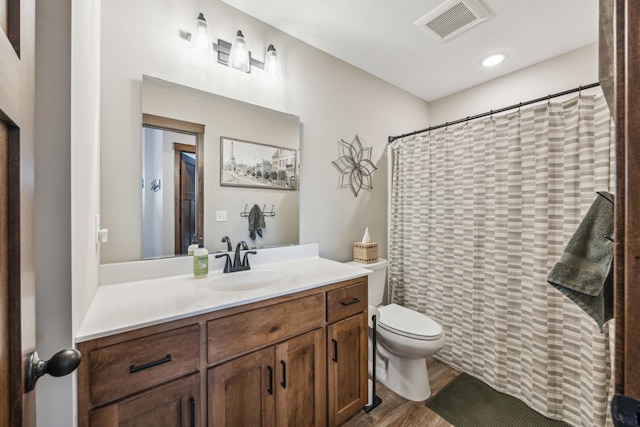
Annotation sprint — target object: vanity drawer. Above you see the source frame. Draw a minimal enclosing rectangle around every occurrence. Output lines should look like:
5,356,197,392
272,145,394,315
88,324,200,406
207,293,324,364
326,281,367,324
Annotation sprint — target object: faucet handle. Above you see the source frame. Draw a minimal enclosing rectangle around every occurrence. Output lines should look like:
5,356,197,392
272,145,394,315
242,250,258,268
215,253,233,273
221,236,232,252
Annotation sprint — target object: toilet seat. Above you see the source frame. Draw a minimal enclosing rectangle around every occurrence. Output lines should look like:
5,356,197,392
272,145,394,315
378,304,443,341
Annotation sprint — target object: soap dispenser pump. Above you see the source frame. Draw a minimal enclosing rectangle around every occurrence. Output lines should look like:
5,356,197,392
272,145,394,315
187,234,199,255
193,239,208,278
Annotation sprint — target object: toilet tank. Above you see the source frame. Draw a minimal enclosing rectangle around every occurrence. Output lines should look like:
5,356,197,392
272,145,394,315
345,258,388,306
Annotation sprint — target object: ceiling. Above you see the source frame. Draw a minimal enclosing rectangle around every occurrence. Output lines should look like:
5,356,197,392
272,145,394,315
221,0,599,102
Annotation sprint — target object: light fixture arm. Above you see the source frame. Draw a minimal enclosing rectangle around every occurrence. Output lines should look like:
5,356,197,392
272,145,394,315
212,39,265,70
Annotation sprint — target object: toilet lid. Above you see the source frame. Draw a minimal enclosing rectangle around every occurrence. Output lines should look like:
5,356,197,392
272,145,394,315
378,304,443,340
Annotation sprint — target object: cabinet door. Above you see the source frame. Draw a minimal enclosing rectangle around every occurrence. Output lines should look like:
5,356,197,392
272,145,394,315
327,313,368,427
208,347,276,427
275,329,326,427
89,373,200,427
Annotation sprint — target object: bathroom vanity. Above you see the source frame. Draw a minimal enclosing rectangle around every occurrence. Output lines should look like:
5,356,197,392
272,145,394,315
76,246,369,426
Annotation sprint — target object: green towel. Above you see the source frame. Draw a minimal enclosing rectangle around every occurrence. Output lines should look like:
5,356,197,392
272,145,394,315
547,192,614,332
248,204,266,241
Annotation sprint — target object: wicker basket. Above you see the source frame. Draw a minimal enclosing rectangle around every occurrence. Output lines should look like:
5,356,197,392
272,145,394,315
353,242,378,264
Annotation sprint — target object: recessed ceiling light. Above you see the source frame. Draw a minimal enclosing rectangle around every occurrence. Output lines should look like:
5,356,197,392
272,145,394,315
482,54,505,67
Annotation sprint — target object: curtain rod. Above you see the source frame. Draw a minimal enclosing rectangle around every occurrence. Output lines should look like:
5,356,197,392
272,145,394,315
388,82,601,143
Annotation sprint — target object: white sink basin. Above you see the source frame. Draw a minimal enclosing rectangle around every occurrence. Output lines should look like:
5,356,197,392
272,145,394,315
206,270,292,292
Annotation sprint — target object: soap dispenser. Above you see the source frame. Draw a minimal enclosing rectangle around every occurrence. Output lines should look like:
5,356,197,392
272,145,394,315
187,234,199,255
193,239,208,278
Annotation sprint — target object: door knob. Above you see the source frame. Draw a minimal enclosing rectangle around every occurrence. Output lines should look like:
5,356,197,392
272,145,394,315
24,348,81,392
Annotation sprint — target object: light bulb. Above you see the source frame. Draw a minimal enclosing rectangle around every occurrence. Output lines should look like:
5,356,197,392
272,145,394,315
482,54,505,67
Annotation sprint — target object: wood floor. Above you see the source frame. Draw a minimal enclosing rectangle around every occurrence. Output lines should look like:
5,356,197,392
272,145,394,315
344,357,461,427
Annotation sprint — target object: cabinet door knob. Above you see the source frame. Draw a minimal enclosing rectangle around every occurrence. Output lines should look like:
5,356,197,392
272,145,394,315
25,348,81,392
332,339,338,363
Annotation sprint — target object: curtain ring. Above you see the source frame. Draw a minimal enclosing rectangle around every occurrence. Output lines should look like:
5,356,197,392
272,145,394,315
579,85,582,98
518,102,522,115
547,94,551,106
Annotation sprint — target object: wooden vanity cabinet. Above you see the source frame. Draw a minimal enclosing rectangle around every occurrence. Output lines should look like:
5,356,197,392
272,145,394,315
326,283,368,426
208,328,325,426
77,277,367,427
89,373,200,427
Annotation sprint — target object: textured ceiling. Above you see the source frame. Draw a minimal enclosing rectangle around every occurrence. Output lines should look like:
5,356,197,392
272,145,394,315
221,0,598,102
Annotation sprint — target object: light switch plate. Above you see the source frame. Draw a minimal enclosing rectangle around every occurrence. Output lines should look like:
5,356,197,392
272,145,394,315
216,210,227,222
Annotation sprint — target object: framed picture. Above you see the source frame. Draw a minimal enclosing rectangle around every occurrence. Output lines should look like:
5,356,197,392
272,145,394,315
220,137,298,190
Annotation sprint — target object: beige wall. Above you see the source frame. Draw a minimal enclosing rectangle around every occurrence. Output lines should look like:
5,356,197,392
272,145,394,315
428,43,599,125
100,0,430,264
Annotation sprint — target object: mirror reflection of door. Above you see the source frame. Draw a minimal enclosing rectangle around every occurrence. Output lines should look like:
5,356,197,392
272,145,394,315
175,144,196,254
141,114,204,259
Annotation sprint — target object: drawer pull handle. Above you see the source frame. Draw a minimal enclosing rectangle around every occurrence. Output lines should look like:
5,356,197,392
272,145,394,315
280,360,287,389
340,298,360,306
129,354,172,374
267,365,274,395
332,339,338,363
189,396,195,427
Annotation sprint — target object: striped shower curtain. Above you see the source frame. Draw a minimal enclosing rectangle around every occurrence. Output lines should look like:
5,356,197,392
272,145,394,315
389,94,614,426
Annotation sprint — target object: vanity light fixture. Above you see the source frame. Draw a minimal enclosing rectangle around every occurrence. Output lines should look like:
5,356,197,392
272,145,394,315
186,13,281,78
482,53,505,67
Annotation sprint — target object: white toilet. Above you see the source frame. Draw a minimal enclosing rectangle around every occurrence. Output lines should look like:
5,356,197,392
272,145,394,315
346,258,445,402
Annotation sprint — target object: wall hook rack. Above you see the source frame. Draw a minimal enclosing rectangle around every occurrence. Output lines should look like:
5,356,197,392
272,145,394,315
240,204,276,217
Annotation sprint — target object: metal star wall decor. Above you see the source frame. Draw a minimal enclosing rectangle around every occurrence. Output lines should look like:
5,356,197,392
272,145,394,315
331,135,377,197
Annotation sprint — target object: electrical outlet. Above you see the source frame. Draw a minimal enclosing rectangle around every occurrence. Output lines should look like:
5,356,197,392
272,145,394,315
216,210,227,222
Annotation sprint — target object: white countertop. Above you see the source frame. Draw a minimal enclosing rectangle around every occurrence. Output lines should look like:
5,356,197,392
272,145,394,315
77,252,370,343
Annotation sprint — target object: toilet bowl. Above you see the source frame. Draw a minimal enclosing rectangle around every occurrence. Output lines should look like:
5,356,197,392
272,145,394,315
375,303,444,401
346,258,445,402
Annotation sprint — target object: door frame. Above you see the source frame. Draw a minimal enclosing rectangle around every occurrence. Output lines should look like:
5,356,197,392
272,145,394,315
0,115,24,427
612,0,640,400
174,143,197,254
142,114,205,250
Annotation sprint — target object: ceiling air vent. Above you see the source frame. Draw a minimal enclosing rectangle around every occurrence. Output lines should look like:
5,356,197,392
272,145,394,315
414,0,490,41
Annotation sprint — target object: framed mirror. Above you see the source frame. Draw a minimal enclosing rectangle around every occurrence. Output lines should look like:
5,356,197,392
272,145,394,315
101,76,301,263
